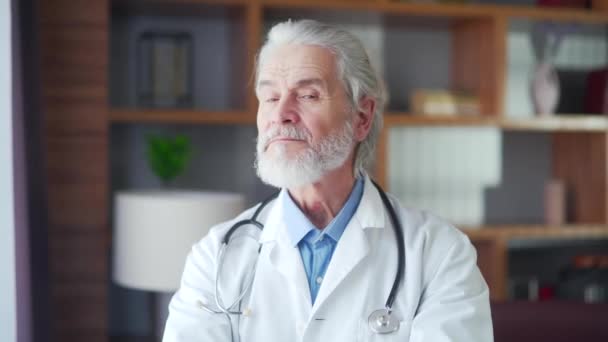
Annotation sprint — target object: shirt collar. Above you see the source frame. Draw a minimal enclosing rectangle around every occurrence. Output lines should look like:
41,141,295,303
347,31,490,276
282,190,317,246
282,176,365,247
258,172,386,245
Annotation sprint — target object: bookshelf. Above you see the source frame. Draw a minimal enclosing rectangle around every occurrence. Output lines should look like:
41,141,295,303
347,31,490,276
109,0,608,300
39,0,608,340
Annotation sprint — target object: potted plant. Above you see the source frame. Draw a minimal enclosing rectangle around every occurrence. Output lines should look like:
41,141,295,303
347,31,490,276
146,134,191,187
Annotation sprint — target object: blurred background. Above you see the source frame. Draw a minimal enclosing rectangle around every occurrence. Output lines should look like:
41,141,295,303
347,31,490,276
3,0,608,341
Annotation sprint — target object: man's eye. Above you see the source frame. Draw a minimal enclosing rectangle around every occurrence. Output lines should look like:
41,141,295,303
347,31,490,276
265,97,279,103
299,94,318,100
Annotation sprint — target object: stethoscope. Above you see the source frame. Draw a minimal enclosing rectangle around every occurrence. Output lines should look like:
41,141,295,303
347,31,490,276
199,180,405,335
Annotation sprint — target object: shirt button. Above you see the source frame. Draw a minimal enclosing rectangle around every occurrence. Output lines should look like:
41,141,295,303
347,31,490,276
316,276,323,284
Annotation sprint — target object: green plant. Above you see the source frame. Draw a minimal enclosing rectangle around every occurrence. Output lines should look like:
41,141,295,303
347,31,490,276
146,134,191,186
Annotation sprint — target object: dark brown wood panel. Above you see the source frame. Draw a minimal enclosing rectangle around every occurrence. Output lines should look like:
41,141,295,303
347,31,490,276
452,17,505,116
43,85,107,101
39,41,107,70
56,334,110,342
492,302,608,342
40,25,107,60
45,98,108,135
52,282,107,332
46,136,108,183
52,280,108,300
245,3,262,112
374,124,388,188
47,184,107,229
48,232,108,282
471,238,507,301
552,133,608,223
42,65,107,88
40,0,108,25
56,334,109,342
39,1,109,341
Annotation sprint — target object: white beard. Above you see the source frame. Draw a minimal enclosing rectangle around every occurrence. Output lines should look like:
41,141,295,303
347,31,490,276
255,120,354,189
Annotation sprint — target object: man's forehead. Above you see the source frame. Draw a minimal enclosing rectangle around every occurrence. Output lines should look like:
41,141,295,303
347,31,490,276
258,66,329,85
258,44,338,85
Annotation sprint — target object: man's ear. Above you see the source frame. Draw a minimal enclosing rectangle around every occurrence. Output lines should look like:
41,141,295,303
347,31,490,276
354,96,375,142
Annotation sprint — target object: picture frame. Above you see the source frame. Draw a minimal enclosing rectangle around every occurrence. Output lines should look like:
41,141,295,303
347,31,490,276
137,31,194,108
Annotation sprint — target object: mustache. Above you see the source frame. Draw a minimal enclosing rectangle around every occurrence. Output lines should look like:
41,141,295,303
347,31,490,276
258,125,311,149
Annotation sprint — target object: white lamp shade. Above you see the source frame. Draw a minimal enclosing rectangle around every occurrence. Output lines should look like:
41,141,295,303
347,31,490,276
112,190,245,292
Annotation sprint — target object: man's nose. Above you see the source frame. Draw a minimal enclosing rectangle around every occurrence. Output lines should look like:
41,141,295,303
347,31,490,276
271,95,299,125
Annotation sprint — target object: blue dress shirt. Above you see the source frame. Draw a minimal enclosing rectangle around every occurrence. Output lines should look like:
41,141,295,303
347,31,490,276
282,177,364,304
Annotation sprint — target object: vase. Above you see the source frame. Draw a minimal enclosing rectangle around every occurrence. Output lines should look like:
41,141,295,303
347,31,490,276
531,62,560,116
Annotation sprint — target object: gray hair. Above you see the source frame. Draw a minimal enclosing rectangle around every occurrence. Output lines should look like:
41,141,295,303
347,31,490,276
255,19,387,174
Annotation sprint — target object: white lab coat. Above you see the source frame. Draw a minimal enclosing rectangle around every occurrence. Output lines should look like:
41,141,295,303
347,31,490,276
163,176,493,342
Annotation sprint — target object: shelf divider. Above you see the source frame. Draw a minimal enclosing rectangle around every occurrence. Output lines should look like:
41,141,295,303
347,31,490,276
552,133,608,223
461,224,608,241
384,113,608,131
109,109,255,124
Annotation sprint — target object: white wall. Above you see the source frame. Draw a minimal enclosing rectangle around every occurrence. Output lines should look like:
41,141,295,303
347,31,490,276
389,127,501,227
0,0,16,341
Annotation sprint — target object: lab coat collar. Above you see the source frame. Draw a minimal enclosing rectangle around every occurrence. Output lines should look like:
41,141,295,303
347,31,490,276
257,173,388,318
258,189,288,244
258,173,386,244
258,189,313,306
309,173,386,316
351,173,386,230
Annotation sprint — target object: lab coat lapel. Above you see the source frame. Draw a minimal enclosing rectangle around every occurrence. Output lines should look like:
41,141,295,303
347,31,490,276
311,217,369,316
259,190,312,307
311,176,386,317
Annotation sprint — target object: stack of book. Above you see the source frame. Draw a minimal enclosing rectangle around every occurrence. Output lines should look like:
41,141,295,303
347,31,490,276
410,89,480,116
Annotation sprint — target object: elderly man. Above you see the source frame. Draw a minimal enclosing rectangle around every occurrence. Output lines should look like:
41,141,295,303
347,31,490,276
163,19,493,342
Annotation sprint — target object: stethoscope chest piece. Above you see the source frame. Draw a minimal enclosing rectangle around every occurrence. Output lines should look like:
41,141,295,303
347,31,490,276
368,309,400,334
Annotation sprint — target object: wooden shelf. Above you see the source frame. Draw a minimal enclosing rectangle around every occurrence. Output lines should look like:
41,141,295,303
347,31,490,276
113,0,249,9
109,110,608,130
385,113,608,132
490,3,608,23
109,109,255,125
112,0,608,24
261,0,608,24
112,0,249,17
463,224,608,302
115,0,249,4
461,224,608,242
498,115,608,132
263,0,492,18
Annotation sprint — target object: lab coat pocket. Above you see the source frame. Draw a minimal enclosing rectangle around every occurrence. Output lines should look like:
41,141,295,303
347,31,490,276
358,319,412,342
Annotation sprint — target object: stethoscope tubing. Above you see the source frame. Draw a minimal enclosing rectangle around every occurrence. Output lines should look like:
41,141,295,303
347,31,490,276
222,192,278,244
371,180,405,312
206,180,405,324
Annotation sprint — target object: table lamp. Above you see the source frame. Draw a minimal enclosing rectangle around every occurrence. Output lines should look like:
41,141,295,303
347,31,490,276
112,190,245,339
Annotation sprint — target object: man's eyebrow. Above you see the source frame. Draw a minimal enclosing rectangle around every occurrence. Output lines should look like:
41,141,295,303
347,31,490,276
294,78,325,89
256,78,327,90
257,79,275,89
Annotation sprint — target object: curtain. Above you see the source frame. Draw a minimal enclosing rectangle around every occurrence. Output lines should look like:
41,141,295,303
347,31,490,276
12,0,50,341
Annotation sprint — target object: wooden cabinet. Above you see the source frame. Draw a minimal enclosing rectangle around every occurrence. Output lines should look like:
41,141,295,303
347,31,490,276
107,0,608,300
39,0,608,340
